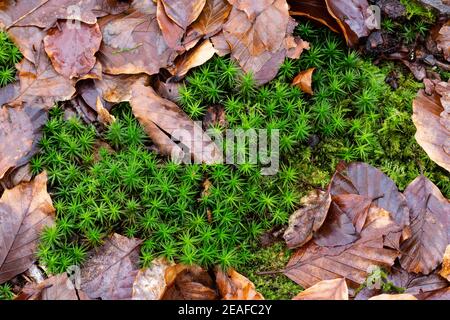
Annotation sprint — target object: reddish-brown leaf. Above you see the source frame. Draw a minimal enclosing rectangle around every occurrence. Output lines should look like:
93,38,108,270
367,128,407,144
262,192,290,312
130,83,222,164
292,278,348,300
43,21,102,79
439,245,450,281
332,194,373,233
388,266,448,295
418,287,450,300
189,0,232,38
161,0,206,29
215,267,264,300
80,233,142,300
292,68,315,95
7,26,45,65
0,172,55,284
437,21,450,62
283,189,331,249
227,0,275,20
98,3,176,76
288,0,340,33
156,0,185,50
399,175,450,275
412,87,450,173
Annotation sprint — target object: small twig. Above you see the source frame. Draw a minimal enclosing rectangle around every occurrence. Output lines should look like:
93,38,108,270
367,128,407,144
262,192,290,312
255,269,284,276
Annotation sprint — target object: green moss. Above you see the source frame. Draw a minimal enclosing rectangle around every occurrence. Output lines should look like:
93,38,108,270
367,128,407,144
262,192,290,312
0,31,21,87
0,283,14,300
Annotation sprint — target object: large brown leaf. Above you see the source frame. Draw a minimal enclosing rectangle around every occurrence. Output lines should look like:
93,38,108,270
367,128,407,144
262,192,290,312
437,21,450,62
292,278,348,300
189,0,232,38
80,233,142,300
388,266,448,295
288,0,340,33
130,83,222,164
0,172,55,284
215,267,264,300
0,104,47,180
227,0,275,20
98,3,176,76
7,26,45,65
329,162,410,232
284,207,400,289
412,87,450,173
132,258,174,300
399,175,450,275
43,21,102,79
161,0,206,29
156,0,185,50
0,0,129,29
283,189,331,249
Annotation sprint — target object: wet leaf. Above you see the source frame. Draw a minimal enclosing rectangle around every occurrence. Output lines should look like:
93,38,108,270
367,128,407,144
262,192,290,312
132,258,174,300
98,2,176,76
215,267,264,300
292,68,315,95
369,293,417,300
80,233,142,300
161,0,206,29
283,189,331,249
162,264,218,300
399,175,450,275
0,104,47,180
412,87,450,173
292,278,348,300
130,83,222,164
43,21,102,79
0,172,55,284
284,207,400,289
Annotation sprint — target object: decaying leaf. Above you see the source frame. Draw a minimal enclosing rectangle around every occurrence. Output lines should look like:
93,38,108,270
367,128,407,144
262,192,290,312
0,172,55,284
369,293,417,300
43,21,102,79
162,264,218,300
98,2,176,76
437,21,450,62
130,83,222,164
0,104,47,180
215,267,264,300
399,175,450,275
284,207,400,289
95,97,115,125
80,233,142,300
132,258,174,300
412,87,450,173
17,273,90,300
292,68,315,95
283,189,331,249
292,278,348,300
161,0,206,29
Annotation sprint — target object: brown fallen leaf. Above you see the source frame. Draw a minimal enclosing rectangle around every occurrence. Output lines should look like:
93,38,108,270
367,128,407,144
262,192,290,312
162,264,218,300
412,87,450,173
43,21,102,79
188,0,232,38
132,258,174,300
161,0,206,29
94,73,149,104
284,207,400,289
80,233,142,300
437,21,450,62
439,245,450,281
0,172,55,284
7,26,45,65
332,194,374,233
0,104,47,180
98,2,176,76
292,278,348,300
0,0,130,29
202,104,227,130
418,287,450,300
95,97,115,126
283,189,331,249
388,266,448,295
130,83,222,164
399,175,450,275
156,0,185,50
169,39,218,80
215,267,264,300
16,273,90,300
369,293,417,300
288,0,340,33
292,68,315,95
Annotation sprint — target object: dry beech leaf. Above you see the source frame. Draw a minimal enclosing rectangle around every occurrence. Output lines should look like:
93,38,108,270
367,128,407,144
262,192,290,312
388,267,448,295
399,175,450,275
7,26,45,65
369,294,417,300
0,0,130,29
189,0,232,38
95,97,115,125
288,0,340,33
94,74,149,104
161,0,206,29
292,68,315,95
412,88,450,173
227,0,275,20
98,2,176,76
436,22,450,62
293,278,348,300
132,258,174,300
170,39,218,80
0,172,55,284
329,162,410,233
215,268,264,300
43,21,102,79
80,233,142,300
284,207,400,289
156,0,185,50
418,287,450,300
440,245,450,281
332,194,374,233
283,189,331,249
0,104,47,180
17,273,90,300
211,31,231,56
130,83,222,164
162,265,218,300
